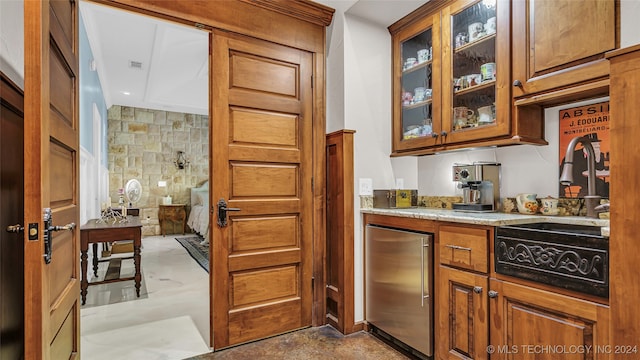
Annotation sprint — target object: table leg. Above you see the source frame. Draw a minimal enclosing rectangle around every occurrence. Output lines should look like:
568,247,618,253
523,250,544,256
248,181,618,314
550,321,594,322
92,242,99,277
134,241,141,297
81,248,88,305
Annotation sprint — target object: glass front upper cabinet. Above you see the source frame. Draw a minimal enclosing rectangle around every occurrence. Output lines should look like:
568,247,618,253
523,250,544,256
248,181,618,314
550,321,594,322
450,1,497,133
401,28,434,141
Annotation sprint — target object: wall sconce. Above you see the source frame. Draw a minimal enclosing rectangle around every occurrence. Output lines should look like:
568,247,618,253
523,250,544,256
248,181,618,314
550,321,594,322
174,151,190,169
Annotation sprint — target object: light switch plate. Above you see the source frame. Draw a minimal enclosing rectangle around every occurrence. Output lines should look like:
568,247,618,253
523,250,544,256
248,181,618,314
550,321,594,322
395,178,404,189
359,178,373,196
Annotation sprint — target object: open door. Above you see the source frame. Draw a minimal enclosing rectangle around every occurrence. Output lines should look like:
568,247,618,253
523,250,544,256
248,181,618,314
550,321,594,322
24,1,80,358
211,31,314,348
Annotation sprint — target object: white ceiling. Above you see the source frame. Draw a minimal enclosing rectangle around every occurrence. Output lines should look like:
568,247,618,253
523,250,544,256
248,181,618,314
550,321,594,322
80,0,428,116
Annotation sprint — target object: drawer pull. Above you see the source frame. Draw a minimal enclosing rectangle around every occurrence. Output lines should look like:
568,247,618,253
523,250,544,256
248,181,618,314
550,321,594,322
445,244,472,251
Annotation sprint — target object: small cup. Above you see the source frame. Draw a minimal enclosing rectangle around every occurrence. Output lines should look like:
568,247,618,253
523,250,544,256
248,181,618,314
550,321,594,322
466,73,483,87
414,87,426,102
485,17,497,34
404,57,418,69
417,49,430,63
468,22,484,42
540,197,559,215
455,33,468,48
480,62,496,81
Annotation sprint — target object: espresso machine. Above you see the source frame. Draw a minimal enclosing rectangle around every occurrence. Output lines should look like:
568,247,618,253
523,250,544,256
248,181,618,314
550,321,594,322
452,162,501,211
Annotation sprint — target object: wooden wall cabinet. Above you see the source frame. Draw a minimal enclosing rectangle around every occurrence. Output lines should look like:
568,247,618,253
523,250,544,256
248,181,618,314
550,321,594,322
390,0,546,156
511,0,617,99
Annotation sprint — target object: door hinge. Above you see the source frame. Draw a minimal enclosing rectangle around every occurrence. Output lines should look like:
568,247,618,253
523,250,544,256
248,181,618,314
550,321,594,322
311,276,314,290
311,75,314,89
311,177,314,192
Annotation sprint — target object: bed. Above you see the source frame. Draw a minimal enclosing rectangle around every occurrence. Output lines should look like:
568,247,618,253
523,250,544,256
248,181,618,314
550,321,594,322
187,181,210,244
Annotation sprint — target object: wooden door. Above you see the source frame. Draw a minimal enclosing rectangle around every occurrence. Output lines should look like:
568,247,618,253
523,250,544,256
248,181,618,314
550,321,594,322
489,279,611,360
24,1,81,359
511,0,616,97
1,74,25,359
438,266,489,360
211,32,313,349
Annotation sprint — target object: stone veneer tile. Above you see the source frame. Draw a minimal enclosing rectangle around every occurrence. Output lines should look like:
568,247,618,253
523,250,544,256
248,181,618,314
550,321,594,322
121,106,134,120
107,105,121,120
135,109,154,123
127,123,148,133
108,105,209,235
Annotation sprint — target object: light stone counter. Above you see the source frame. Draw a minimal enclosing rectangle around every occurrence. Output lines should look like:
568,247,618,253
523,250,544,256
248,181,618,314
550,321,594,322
361,208,609,236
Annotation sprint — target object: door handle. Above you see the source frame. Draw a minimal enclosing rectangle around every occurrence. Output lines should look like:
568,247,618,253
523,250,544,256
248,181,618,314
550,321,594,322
216,198,241,227
6,224,24,233
43,208,76,264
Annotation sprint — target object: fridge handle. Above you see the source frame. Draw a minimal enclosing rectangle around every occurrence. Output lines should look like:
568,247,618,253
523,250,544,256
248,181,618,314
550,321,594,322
421,237,430,307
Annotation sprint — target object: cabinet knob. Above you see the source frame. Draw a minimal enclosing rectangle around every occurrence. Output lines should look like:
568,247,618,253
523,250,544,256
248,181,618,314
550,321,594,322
488,290,499,298
473,286,483,294
513,79,523,87
431,132,438,139
441,131,448,137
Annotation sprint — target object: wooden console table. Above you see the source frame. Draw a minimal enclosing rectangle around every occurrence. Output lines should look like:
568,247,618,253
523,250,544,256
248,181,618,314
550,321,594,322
80,216,142,305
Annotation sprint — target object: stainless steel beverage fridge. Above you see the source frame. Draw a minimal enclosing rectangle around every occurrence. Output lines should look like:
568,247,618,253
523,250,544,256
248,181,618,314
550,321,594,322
365,225,433,357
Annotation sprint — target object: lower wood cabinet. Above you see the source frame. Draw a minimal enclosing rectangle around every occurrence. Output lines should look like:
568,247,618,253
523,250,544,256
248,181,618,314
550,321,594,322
438,269,611,360
489,279,611,360
438,265,489,360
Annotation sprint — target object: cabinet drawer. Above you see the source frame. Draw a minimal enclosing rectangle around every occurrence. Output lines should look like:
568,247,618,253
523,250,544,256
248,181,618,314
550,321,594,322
439,225,489,273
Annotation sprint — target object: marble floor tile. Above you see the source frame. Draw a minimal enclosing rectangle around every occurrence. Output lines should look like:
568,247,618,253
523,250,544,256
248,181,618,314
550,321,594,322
82,316,210,360
81,235,211,359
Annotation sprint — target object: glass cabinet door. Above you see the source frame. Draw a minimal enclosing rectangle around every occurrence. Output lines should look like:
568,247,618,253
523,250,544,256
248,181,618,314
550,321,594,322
442,0,509,143
399,28,435,143
451,1,496,130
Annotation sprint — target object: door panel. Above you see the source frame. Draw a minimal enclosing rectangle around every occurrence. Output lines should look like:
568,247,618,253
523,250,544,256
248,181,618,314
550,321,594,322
438,266,489,360
24,1,80,359
0,74,25,360
212,32,313,348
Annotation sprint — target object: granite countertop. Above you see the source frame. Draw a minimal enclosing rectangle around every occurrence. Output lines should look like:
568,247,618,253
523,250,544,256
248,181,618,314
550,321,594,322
361,207,610,236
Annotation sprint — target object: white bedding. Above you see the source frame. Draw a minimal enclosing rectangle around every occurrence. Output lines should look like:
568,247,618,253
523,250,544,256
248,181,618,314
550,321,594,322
187,181,210,243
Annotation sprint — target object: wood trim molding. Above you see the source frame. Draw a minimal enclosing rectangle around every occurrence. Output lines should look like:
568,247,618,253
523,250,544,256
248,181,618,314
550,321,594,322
238,0,335,27
0,72,25,115
607,45,640,350
325,129,356,334
388,0,451,35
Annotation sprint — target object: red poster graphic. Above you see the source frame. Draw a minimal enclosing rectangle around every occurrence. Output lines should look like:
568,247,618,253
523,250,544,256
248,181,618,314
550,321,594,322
558,102,610,199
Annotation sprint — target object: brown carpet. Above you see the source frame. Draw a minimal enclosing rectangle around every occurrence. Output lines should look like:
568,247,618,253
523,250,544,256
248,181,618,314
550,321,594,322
185,326,411,360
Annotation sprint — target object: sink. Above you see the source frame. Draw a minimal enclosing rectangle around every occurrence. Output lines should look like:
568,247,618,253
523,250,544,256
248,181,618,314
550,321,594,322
495,222,608,298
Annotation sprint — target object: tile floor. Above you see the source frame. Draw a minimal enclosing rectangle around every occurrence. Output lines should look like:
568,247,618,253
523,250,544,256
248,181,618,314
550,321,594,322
80,235,409,360
80,235,211,359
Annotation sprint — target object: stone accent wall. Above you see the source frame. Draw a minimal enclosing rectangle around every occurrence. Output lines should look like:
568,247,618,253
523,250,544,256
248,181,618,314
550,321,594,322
107,105,209,235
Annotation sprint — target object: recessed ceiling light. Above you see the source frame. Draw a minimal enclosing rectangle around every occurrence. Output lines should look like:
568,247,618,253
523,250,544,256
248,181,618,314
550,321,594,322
121,91,131,95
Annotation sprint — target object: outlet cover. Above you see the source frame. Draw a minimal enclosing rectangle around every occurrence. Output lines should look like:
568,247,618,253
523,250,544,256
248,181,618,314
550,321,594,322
359,178,373,196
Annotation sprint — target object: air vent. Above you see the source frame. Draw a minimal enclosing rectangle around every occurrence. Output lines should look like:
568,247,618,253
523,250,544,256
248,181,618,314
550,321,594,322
129,60,143,69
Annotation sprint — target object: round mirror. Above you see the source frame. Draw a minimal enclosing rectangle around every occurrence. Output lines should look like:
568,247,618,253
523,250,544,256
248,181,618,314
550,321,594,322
125,179,143,205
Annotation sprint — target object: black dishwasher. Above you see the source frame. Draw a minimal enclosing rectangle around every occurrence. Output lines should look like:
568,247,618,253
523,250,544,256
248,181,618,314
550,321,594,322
495,223,608,298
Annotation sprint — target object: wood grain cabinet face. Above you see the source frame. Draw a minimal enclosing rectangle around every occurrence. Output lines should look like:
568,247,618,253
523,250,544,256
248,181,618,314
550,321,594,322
511,0,617,98
438,266,489,360
489,279,611,360
158,204,187,236
391,0,545,155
